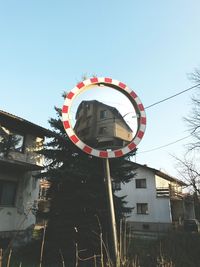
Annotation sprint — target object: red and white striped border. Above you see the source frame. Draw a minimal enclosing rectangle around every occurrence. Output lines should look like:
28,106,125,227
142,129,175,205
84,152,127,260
62,77,146,158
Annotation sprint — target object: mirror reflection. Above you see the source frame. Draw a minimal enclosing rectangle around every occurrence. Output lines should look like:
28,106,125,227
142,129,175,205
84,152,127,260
70,85,139,150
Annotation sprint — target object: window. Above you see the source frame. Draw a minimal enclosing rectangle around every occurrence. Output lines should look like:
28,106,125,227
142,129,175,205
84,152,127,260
0,180,17,206
136,179,147,188
137,203,148,214
0,129,25,154
100,110,107,119
10,133,24,152
98,127,107,135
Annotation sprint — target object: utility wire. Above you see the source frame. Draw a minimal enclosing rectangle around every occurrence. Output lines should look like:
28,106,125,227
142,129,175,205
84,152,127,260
137,134,191,154
145,83,200,109
138,84,200,153
71,83,200,117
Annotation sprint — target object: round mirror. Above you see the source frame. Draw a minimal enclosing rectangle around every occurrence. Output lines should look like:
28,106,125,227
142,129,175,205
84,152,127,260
62,78,146,158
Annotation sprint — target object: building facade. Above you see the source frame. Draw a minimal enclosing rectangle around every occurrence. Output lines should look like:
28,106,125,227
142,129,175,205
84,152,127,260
74,100,133,149
116,162,195,235
0,110,51,245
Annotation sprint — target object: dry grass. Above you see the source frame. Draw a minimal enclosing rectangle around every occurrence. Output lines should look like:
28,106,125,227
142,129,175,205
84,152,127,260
1,229,200,267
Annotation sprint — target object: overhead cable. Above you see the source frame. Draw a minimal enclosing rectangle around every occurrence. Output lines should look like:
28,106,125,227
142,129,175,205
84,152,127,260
137,134,191,154
145,83,200,109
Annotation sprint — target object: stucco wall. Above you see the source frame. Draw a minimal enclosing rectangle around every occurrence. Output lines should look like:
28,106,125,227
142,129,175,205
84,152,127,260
155,175,170,188
116,165,172,223
115,120,132,141
0,168,40,233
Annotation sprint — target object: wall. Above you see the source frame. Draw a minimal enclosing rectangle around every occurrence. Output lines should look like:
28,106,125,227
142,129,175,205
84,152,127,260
115,120,132,142
117,165,172,224
0,131,43,235
95,105,115,140
0,169,40,233
74,101,133,145
155,175,170,188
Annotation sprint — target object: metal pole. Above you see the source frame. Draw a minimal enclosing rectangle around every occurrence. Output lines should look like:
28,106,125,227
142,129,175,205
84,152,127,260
0,248,2,267
39,220,47,267
103,158,118,265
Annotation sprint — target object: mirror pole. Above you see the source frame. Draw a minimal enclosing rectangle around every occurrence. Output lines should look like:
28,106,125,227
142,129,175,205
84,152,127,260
103,158,119,266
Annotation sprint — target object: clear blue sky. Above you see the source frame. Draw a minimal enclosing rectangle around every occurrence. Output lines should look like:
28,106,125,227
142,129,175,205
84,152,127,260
1,0,200,176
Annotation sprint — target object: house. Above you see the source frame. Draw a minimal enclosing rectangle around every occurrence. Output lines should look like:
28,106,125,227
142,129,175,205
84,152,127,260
0,110,52,245
74,100,133,149
116,162,195,235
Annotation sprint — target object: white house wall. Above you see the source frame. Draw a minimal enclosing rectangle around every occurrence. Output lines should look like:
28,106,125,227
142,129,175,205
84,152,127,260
0,170,39,233
117,165,172,224
155,175,170,188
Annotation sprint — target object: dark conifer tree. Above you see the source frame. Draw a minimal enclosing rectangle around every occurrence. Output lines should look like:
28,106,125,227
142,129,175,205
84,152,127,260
38,105,136,265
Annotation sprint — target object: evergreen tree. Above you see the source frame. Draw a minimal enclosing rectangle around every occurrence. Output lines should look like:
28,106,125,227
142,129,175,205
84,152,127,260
38,105,136,265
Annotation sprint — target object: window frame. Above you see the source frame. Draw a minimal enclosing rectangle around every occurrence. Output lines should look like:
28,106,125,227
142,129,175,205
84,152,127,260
135,178,147,189
98,126,107,135
0,180,18,207
100,110,107,119
136,203,148,215
9,132,25,153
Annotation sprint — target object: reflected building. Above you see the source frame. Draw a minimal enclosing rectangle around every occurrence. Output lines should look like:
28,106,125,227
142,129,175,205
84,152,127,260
74,100,133,150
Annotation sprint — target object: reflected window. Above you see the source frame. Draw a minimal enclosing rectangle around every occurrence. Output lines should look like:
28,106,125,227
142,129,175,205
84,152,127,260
0,129,24,155
98,127,107,135
0,180,17,206
100,110,107,119
10,133,24,152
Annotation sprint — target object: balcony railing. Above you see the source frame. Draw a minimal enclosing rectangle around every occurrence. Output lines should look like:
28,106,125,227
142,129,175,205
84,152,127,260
156,187,170,197
156,187,183,199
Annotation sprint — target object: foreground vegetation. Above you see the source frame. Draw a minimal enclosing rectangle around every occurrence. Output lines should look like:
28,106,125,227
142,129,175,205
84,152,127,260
1,231,200,267
130,232,200,267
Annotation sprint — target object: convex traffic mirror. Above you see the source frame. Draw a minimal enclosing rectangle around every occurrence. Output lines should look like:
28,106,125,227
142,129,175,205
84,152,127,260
62,77,146,158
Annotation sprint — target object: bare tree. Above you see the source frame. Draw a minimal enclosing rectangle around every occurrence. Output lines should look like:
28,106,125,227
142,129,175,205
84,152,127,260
174,69,200,218
185,69,200,150
174,153,200,219
174,154,200,195
175,69,200,191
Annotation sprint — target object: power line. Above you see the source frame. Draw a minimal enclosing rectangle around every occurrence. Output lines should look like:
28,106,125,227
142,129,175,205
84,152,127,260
71,83,200,115
137,134,191,154
145,83,200,109
138,84,199,153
